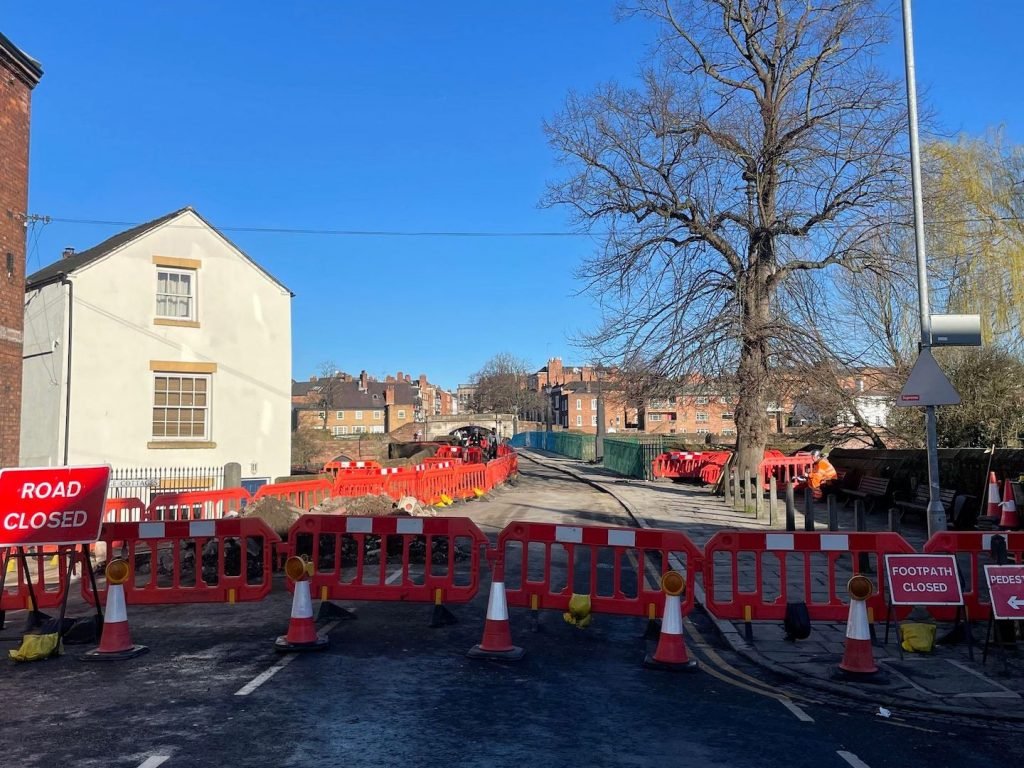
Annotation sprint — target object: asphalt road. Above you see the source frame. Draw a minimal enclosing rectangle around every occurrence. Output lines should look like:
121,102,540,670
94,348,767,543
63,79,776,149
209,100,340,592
0,458,1018,768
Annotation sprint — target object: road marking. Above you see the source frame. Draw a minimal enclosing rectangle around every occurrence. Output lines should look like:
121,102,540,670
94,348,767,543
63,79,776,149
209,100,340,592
946,659,1021,698
779,698,814,722
234,619,341,696
137,757,170,768
837,751,870,768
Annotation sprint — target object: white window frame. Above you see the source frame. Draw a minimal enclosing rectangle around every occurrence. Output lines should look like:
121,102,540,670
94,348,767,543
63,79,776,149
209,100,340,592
696,428,710,435
649,413,663,422
372,410,382,420
370,425,385,434
152,372,210,441
576,399,582,410
721,412,734,421
352,425,367,434
155,267,196,321
331,426,349,436
695,411,709,423
397,410,406,419
355,410,363,420
590,399,597,410
695,396,709,405
721,429,736,436
591,415,598,426
576,415,582,426
335,410,344,419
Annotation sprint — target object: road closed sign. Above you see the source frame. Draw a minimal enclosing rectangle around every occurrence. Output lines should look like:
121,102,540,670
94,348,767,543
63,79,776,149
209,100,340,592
884,554,964,606
984,565,1024,620
0,465,111,547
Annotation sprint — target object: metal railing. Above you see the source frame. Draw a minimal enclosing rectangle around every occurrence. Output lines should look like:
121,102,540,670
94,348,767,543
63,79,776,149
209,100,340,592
107,465,225,505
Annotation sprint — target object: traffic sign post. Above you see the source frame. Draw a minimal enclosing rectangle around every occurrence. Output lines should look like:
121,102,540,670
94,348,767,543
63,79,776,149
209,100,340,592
0,465,110,636
982,565,1024,665
883,554,969,658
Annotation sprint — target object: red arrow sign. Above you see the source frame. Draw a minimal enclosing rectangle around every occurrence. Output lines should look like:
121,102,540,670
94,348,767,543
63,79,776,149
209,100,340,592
884,554,963,606
0,465,110,547
984,565,1024,620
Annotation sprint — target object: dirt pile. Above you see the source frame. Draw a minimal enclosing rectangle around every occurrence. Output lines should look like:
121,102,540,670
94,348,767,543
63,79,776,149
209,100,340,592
242,497,303,537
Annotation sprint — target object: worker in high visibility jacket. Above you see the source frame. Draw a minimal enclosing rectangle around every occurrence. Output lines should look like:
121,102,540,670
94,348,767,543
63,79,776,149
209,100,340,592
806,451,837,500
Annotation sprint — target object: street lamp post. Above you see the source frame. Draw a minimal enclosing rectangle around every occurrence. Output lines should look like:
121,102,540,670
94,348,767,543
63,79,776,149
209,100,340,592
901,0,947,536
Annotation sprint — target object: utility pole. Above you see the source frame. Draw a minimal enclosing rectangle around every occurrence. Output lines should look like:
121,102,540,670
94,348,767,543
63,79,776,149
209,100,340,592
901,0,947,536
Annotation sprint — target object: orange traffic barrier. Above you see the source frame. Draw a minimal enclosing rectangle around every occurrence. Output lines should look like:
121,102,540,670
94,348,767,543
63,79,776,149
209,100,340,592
255,479,331,510
148,488,251,521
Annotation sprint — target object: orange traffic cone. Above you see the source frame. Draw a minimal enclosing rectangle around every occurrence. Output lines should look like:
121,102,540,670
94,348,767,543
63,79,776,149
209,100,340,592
82,559,148,661
834,575,886,682
999,479,1019,530
644,571,697,671
275,556,328,652
984,472,1002,520
467,561,524,660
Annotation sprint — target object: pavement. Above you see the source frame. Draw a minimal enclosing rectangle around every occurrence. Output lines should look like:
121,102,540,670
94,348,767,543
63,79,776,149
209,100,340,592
519,448,1024,721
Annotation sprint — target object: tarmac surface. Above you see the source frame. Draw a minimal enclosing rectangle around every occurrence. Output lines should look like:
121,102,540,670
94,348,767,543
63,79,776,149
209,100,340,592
0,456,1020,767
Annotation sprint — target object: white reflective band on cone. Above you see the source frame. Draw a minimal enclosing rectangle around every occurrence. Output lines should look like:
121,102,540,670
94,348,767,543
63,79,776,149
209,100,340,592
106,584,128,623
486,581,508,621
662,593,683,635
292,580,314,620
990,483,1001,503
846,599,870,641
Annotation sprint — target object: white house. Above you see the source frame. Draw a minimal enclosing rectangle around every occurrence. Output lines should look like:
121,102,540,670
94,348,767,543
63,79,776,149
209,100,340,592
20,207,293,484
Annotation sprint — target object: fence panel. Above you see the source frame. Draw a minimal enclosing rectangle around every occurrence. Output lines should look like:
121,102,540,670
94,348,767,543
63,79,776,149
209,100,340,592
107,465,225,506
149,488,252,521
255,479,332,510
923,531,1024,621
1,546,77,611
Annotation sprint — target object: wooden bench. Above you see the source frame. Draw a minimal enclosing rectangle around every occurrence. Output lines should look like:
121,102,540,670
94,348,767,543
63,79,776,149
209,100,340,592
842,475,890,512
891,486,957,530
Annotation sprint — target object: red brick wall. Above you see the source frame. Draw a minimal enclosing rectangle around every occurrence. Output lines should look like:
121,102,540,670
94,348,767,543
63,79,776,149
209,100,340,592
0,51,35,467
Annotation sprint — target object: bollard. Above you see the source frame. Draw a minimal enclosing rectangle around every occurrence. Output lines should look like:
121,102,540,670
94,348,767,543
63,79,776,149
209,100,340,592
888,506,900,534
804,487,815,531
724,466,732,506
827,495,839,531
744,471,752,513
768,476,778,525
854,500,871,573
753,472,762,519
732,469,741,511
785,481,796,532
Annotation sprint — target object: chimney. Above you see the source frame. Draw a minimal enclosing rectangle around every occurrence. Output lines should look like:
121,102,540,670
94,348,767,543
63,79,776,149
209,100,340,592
359,370,368,392
405,374,411,383
419,374,428,387
397,371,403,382
385,375,395,383
63,246,75,259
385,385,395,405
309,375,317,382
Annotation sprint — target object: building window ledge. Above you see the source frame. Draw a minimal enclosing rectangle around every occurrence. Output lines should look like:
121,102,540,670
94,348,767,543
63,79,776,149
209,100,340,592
154,318,201,328
147,440,217,450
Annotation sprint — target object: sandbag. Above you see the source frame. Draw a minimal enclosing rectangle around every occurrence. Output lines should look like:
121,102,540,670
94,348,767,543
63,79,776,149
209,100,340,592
900,622,937,653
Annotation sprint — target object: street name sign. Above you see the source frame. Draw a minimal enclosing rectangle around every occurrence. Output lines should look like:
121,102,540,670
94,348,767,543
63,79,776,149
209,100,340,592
0,465,111,547
895,348,960,407
884,554,963,606
983,565,1024,620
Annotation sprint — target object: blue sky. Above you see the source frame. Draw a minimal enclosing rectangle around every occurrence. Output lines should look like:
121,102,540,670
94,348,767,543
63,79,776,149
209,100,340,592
6,1,1023,390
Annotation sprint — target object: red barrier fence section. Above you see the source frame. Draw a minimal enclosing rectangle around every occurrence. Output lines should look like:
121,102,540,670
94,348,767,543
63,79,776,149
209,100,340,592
331,474,390,499
255,479,331,510
287,514,489,605
758,456,814,490
455,464,487,500
486,454,518,489
652,451,731,485
83,518,280,605
324,460,381,478
149,488,252,521
703,531,916,622
105,497,147,522
418,466,458,505
497,521,702,619
922,531,1024,621
1,546,76,611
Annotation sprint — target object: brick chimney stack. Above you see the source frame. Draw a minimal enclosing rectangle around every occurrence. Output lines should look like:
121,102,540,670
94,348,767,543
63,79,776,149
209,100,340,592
385,385,395,405
359,370,368,392
419,374,428,387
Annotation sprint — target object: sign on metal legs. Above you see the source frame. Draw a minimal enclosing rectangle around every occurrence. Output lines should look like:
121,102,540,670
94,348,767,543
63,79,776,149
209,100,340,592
983,565,1024,620
0,465,111,547
884,554,964,606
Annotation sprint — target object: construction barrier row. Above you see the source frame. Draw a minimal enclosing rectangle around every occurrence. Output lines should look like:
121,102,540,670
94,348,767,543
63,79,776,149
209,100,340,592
652,451,731,485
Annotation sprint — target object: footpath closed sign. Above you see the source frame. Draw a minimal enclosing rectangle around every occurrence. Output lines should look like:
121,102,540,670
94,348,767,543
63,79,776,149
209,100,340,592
984,565,1024,620
0,465,110,547
884,554,964,606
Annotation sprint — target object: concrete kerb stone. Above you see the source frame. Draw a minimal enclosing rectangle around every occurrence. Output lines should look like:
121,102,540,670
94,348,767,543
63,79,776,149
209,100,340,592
517,449,1024,723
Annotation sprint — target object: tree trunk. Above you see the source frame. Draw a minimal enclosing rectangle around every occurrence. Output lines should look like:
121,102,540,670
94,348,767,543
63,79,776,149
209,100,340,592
734,268,772,479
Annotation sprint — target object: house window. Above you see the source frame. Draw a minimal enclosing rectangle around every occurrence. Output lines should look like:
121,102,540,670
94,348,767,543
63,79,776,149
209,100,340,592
372,410,382,420
721,412,734,421
649,413,663,422
398,410,406,419
336,411,344,419
331,426,348,436
152,374,209,439
591,399,597,410
576,415,582,426
874,415,882,426
591,415,597,426
696,396,709,405
156,268,196,320
696,428,710,435
696,412,709,422
616,416,621,426
355,410,363,420
352,425,367,434
721,429,736,436
576,399,582,410
316,411,325,420
719,397,729,404
370,425,385,434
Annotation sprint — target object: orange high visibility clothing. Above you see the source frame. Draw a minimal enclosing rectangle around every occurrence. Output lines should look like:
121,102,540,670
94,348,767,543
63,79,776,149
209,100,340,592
807,458,837,497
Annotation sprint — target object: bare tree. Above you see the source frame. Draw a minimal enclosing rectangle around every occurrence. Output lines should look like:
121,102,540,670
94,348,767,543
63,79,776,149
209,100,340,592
545,0,907,473
314,360,345,430
472,353,545,417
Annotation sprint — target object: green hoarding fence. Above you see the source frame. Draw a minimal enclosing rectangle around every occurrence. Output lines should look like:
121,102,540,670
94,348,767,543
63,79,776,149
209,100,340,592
601,436,664,480
509,431,595,461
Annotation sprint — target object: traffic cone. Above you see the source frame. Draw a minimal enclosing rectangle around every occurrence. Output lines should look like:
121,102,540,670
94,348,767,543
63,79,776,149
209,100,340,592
467,561,524,660
644,571,697,671
998,479,1019,530
984,472,1002,520
833,575,886,683
275,556,329,652
82,559,148,661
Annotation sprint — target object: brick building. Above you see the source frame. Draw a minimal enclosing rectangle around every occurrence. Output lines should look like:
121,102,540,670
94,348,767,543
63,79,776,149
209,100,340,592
0,33,42,468
293,371,417,436
550,380,637,435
